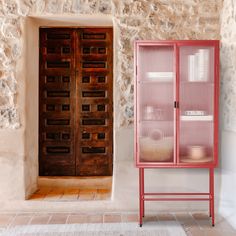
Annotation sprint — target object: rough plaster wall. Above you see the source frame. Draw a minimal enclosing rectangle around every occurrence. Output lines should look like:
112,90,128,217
220,0,236,131
0,0,223,128
219,0,236,228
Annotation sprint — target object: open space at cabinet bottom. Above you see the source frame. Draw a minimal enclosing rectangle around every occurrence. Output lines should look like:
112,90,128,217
138,168,215,227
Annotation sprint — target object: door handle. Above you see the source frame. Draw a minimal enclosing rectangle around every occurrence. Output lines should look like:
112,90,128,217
174,101,179,108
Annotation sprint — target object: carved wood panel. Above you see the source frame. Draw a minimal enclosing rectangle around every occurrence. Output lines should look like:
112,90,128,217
39,28,113,176
39,28,76,176
76,28,113,176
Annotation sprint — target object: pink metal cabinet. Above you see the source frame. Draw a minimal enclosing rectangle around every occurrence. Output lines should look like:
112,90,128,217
134,40,219,227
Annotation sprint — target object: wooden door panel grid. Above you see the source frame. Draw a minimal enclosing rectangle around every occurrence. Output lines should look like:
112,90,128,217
39,28,113,176
76,28,113,176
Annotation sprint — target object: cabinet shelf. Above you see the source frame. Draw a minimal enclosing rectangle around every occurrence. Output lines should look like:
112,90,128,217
139,120,173,123
180,157,213,163
180,115,213,121
138,80,173,84
181,81,214,85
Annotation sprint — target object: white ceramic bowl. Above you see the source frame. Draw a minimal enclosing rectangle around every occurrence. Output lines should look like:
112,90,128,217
139,136,174,162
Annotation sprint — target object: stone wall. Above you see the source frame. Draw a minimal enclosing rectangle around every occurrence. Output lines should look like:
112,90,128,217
0,0,224,209
0,0,223,128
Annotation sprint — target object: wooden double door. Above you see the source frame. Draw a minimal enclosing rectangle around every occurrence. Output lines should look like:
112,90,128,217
39,28,113,176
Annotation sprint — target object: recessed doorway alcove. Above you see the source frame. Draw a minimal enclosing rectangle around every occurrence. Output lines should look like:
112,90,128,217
24,15,115,202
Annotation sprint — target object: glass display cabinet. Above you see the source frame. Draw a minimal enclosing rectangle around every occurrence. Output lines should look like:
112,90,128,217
134,40,219,227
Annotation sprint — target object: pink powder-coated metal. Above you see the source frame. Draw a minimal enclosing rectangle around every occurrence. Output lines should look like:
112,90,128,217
134,40,219,227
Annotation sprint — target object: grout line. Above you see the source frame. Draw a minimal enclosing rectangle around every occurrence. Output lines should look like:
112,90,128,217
27,215,34,225
7,214,17,229
65,213,70,224
190,212,203,230
46,214,53,225
26,213,34,227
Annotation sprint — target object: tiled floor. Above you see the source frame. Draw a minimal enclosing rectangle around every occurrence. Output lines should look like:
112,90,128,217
29,176,112,202
0,212,235,235
29,187,111,201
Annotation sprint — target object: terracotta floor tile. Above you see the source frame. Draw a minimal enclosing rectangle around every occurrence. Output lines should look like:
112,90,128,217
60,189,79,201
48,188,65,194
48,213,68,224
10,215,32,227
35,187,52,195
15,213,35,217
192,212,210,220
78,189,96,200
104,214,121,223
175,212,193,221
30,215,50,225
0,214,16,227
44,194,63,201
63,189,79,195
186,228,205,236
180,219,200,234
204,229,236,236
95,189,111,200
60,194,79,201
29,194,45,201
44,189,64,201
214,220,235,232
87,214,103,223
196,219,216,229
143,215,158,222
67,214,88,224
122,213,139,222
156,213,176,221
97,189,110,194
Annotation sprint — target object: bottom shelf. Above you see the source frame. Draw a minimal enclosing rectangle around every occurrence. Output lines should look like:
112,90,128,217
180,156,213,163
137,156,214,165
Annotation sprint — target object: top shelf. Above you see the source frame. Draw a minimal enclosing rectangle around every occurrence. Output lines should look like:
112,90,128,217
138,80,214,84
142,72,174,83
138,79,173,83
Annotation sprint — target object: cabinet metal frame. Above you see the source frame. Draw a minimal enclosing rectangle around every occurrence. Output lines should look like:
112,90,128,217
134,40,220,227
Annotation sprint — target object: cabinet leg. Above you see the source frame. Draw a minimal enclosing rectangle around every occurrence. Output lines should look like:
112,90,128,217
209,168,212,217
139,168,143,226
141,168,145,217
210,168,215,226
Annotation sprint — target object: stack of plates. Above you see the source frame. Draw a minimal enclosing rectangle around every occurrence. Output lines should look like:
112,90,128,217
188,49,210,82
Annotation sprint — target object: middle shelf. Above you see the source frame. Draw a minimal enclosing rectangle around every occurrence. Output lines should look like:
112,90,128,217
180,115,213,121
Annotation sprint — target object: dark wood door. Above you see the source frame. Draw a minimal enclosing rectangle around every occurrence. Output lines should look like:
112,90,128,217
39,27,113,176
76,28,113,176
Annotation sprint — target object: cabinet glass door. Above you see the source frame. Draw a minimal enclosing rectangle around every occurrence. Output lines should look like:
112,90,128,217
137,45,175,163
179,45,215,164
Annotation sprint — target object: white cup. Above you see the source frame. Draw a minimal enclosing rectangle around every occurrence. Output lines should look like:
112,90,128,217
187,146,206,159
